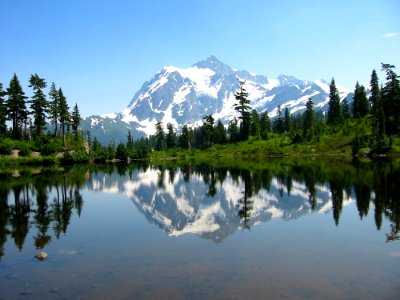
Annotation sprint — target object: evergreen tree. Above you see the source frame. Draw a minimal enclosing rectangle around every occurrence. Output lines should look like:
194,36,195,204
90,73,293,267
273,105,284,134
250,109,261,137
116,143,128,161
126,129,134,150
71,103,80,138
341,98,351,120
5,74,28,139
303,98,315,141
260,111,271,139
179,124,191,149
166,123,177,149
57,88,69,147
327,78,342,125
284,107,291,132
48,82,59,136
228,117,239,143
369,70,380,115
233,80,251,140
28,74,48,138
0,83,6,135
381,63,400,134
154,120,165,151
369,70,385,138
214,119,227,144
352,82,369,118
202,115,214,148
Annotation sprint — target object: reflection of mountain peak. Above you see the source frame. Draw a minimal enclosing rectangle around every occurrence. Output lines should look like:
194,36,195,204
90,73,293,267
103,167,338,243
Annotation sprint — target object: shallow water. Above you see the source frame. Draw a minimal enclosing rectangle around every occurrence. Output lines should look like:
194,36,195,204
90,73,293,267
0,159,399,299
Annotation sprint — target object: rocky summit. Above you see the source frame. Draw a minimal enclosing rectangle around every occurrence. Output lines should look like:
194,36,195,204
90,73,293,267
81,56,352,144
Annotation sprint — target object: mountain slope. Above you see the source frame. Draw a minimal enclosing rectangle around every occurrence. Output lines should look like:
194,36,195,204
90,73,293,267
82,56,352,144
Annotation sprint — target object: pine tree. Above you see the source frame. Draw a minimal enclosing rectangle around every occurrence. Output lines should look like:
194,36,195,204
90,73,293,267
369,70,380,115
260,111,271,139
202,115,214,148
71,103,80,138
179,125,191,149
381,63,400,134
352,82,369,118
341,98,351,120
214,119,227,144
284,107,291,133
250,109,261,137
233,80,251,140
154,120,165,151
28,74,48,138
0,83,6,135
57,88,69,147
303,98,315,141
228,117,239,143
327,78,342,125
127,129,134,150
48,82,59,136
369,70,385,137
166,123,177,149
5,74,28,139
273,105,284,134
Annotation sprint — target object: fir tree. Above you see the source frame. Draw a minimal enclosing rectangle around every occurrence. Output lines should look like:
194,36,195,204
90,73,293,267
57,88,69,147
381,63,400,134
71,103,80,138
273,105,284,134
233,80,251,140
284,107,291,133
28,74,48,138
352,82,369,118
369,70,380,115
179,125,191,149
166,123,177,149
214,119,227,144
127,130,134,150
369,70,384,137
260,111,271,139
0,83,6,135
48,82,59,136
327,78,342,125
5,74,28,139
202,115,214,148
250,109,261,137
228,117,239,143
303,98,315,141
341,98,351,120
154,120,165,151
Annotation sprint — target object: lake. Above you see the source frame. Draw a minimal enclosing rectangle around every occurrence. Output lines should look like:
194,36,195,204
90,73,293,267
0,158,399,299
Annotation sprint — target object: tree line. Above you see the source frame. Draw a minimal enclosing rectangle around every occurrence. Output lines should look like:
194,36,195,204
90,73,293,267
0,73,81,152
110,63,399,160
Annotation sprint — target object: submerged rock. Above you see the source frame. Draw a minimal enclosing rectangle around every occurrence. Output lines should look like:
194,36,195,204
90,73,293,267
35,251,48,261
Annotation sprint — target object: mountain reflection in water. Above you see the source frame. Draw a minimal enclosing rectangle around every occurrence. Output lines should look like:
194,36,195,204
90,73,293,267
1,158,399,261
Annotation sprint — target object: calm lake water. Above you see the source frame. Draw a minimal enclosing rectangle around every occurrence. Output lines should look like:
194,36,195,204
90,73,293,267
0,158,399,299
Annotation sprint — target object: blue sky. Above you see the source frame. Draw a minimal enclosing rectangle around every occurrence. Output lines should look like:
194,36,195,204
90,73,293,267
0,0,399,117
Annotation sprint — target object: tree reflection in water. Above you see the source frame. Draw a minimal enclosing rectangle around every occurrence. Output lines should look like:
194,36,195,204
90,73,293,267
0,158,399,260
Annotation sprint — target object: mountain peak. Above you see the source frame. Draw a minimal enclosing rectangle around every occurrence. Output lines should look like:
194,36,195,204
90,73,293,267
192,55,234,75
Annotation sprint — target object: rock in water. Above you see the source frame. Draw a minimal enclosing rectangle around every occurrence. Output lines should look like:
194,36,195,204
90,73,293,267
35,251,48,261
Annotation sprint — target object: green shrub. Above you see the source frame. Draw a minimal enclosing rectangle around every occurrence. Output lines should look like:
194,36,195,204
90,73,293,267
0,139,13,155
18,143,31,157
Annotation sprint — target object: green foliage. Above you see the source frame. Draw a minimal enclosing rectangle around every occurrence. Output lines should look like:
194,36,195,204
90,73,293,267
5,74,28,139
0,138,13,154
28,73,48,138
327,78,342,125
233,80,251,140
116,143,128,161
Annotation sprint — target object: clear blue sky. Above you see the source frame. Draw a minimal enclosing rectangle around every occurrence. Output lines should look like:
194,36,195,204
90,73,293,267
0,0,399,117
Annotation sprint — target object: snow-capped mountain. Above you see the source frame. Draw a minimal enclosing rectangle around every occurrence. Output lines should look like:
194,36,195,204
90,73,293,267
82,56,352,144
